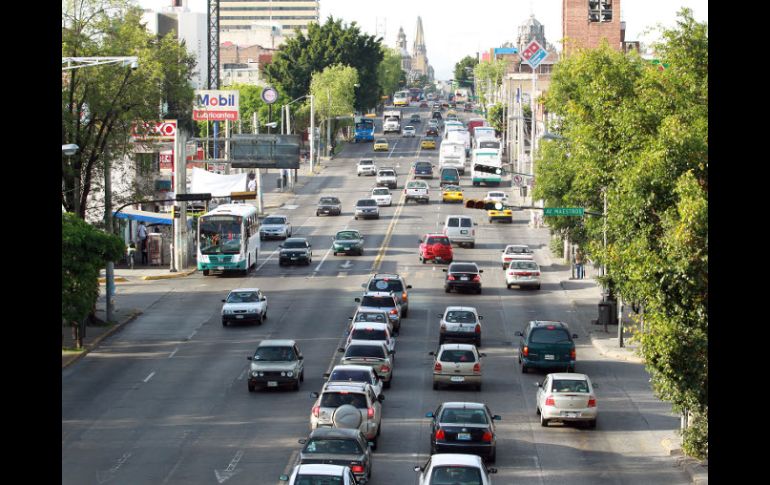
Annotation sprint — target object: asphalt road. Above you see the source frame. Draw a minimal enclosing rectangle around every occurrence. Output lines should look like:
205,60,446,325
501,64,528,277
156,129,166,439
62,106,688,485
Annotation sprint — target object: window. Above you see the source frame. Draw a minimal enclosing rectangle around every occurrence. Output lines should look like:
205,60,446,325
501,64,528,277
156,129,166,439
530,328,572,344
439,408,488,424
304,438,362,455
552,379,589,393
430,466,482,485
369,279,403,293
447,217,459,227
351,328,388,341
445,311,476,323
460,218,472,228
439,349,476,363
345,345,386,359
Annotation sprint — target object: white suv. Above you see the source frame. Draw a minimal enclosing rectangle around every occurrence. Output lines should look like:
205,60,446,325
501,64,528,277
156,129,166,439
370,187,392,206
357,159,377,176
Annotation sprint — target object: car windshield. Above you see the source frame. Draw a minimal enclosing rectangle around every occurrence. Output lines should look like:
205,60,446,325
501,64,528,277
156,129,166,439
359,160,373,165
445,311,476,323
226,291,259,303
450,264,478,273
439,349,477,363
304,438,362,455
320,392,368,409
369,279,404,292
530,328,572,344
439,408,489,424
361,296,396,308
253,346,295,361
407,181,427,188
295,475,343,485
283,240,308,249
336,231,359,241
372,189,389,195
510,261,538,270
357,200,377,207
355,312,387,323
426,236,450,245
319,197,339,205
199,215,242,255
330,368,373,384
552,379,590,393
429,466,482,485
506,246,530,254
262,217,285,225
376,139,387,144
379,171,395,177
345,345,386,359
351,328,388,341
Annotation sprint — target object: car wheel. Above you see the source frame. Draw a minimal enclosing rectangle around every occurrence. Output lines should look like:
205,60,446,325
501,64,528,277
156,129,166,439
488,449,496,463
354,216,358,220
222,320,227,327
521,363,528,374
439,336,445,345
333,252,336,256
384,379,391,389
371,436,378,451
263,311,267,321
477,288,482,295
256,316,262,326
420,256,426,264
540,413,549,427
248,382,255,392
588,419,597,429
300,370,304,382
376,424,381,437
506,283,512,289
432,381,439,390
260,235,264,241
476,383,482,391
401,308,408,318
475,339,481,348
203,270,210,276
536,284,541,290
567,366,575,373
489,219,493,224
445,286,451,293
470,242,475,249
316,211,320,216
536,406,541,416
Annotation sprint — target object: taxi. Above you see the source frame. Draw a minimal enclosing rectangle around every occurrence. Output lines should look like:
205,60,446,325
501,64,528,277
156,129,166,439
373,138,389,151
487,202,513,223
441,185,464,203
420,136,437,150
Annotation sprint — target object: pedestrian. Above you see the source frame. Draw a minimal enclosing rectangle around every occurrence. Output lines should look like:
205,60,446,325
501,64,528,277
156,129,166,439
247,172,256,192
281,169,288,189
575,248,585,279
137,221,148,265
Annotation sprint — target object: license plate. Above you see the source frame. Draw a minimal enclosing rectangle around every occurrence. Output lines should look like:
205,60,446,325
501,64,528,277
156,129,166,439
217,266,225,270
561,411,579,418
450,376,465,382
236,315,244,319
461,276,469,281
267,381,278,387
460,229,468,234
544,354,555,360
456,432,471,440
291,257,298,260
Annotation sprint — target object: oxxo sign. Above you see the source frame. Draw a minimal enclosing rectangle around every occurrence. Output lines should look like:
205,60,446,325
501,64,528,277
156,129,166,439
193,90,240,121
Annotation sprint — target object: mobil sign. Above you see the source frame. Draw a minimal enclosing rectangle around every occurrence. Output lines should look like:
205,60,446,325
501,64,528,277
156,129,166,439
193,90,240,121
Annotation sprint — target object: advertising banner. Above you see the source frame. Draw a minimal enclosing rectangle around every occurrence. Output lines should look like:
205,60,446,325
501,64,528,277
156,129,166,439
193,90,240,121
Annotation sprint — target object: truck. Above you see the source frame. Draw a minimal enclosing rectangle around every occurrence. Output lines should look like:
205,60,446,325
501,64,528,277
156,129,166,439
446,129,471,157
439,142,467,175
354,117,375,143
376,168,398,189
383,110,402,134
404,180,430,204
467,118,487,137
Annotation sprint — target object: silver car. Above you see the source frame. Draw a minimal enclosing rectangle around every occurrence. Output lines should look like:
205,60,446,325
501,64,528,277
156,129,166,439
357,159,377,176
247,339,304,392
438,306,482,347
338,340,394,388
354,292,402,334
325,364,384,398
403,125,416,137
536,373,598,428
221,288,268,327
505,260,541,290
430,344,484,391
362,273,412,318
354,199,380,220
310,382,384,447
349,310,393,334
260,214,292,240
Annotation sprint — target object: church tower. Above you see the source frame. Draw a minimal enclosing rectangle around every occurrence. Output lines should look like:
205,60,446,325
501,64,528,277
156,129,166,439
396,26,411,72
411,16,431,81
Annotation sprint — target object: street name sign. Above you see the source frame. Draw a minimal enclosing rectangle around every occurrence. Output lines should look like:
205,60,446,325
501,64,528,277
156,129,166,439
544,207,584,216
521,40,547,69
175,193,212,202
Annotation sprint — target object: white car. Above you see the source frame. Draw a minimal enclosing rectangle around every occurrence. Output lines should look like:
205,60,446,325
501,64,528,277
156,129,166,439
485,191,508,204
370,187,393,206
325,364,384,398
501,244,534,269
346,321,396,355
259,214,292,240
536,373,598,428
505,260,541,290
414,453,496,485
438,306,482,347
280,464,359,485
403,125,416,137
221,288,267,326
357,159,377,176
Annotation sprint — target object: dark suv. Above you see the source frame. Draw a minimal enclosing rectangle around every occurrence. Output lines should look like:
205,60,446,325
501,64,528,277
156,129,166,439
362,274,412,318
413,161,435,179
515,321,579,373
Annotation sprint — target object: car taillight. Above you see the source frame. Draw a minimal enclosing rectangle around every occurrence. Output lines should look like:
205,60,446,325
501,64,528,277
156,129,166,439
350,464,365,474
504,257,512,261
473,362,481,373
545,395,555,406
482,431,493,442
588,397,596,408
475,324,481,334
517,272,531,276
534,272,540,276
435,429,445,440
522,346,529,357
472,275,481,282
440,323,446,331
367,407,375,419
389,309,398,315
380,365,390,373
312,405,320,417
570,349,576,360
447,275,456,281
434,362,442,372
402,291,408,301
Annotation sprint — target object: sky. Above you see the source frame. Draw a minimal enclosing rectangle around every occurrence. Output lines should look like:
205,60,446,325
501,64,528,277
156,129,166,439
137,0,708,80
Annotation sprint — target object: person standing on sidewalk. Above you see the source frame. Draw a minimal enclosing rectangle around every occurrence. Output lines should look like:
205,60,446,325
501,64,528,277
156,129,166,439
247,172,256,192
575,248,585,279
137,222,148,265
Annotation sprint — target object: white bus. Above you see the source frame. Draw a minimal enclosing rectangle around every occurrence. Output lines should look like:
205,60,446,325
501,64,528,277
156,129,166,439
197,203,260,276
393,90,409,107
471,149,503,187
439,142,467,174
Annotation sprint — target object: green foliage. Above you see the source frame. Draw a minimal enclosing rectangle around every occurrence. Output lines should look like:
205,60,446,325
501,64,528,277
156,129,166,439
310,65,359,120
533,9,708,458
62,213,124,327
62,0,196,219
263,16,383,112
474,59,509,107
378,47,406,98
487,103,505,132
454,55,478,92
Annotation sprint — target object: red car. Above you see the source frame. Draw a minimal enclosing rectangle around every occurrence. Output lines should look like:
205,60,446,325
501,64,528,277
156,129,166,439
419,233,454,264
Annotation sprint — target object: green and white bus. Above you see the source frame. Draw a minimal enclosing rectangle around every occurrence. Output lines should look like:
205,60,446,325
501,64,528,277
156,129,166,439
471,149,503,186
198,204,260,276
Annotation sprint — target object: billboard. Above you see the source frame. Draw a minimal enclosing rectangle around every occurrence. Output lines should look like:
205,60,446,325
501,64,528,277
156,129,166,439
131,120,177,141
193,90,240,121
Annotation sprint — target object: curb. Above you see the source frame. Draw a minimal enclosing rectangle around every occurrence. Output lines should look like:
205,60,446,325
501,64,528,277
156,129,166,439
98,277,129,283
141,268,197,280
62,310,142,369
662,439,708,484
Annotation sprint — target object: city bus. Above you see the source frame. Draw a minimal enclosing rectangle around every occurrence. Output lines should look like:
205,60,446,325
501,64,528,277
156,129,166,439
197,203,260,276
471,148,503,186
393,90,410,107
354,117,375,142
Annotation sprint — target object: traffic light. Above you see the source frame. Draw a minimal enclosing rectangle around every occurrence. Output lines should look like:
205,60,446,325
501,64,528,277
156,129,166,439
465,200,500,210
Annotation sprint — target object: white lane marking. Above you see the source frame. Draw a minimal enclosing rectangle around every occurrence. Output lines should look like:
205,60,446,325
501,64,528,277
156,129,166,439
96,452,132,484
312,222,350,276
187,329,197,340
256,247,281,272
215,450,244,484
168,348,179,359
387,140,399,158
340,260,353,269
143,372,156,383
238,368,247,381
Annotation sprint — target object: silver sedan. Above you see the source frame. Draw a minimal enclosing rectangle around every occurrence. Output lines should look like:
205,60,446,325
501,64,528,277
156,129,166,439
536,373,598,428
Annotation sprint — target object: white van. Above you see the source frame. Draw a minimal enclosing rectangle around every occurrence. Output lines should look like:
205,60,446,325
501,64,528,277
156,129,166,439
443,215,477,248
447,129,471,156
439,142,467,174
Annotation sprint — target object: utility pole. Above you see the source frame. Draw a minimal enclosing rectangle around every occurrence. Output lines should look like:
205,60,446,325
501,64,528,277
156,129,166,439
173,129,188,272
309,94,315,173
253,112,263,214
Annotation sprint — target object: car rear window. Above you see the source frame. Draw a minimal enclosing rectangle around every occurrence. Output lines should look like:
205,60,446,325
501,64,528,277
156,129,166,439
460,218,472,228
304,438,362,455
361,296,396,308
407,181,427,189
439,408,488,424
430,466,482,484
510,261,538,270
530,328,572,344
415,162,432,168
369,279,404,292
552,379,589,393
450,264,478,273
319,197,339,204
506,246,531,254
445,311,476,323
372,189,389,195
379,171,395,177
354,312,387,323
320,392,368,409
359,160,373,165
351,328,388,341
329,369,372,384
426,236,450,245
439,349,477,363
345,345,386,359
283,240,308,248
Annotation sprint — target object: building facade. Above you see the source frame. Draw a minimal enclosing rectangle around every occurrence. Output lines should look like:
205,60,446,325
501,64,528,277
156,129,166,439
219,0,319,47
562,0,623,52
394,17,433,83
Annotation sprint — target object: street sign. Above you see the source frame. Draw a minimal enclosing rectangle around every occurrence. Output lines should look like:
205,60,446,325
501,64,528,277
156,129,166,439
544,207,584,217
229,134,301,169
521,40,547,69
261,87,279,104
513,174,524,187
176,193,212,202
193,90,239,121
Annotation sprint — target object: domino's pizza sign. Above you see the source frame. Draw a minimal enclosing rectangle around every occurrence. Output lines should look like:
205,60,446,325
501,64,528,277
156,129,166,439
521,40,548,70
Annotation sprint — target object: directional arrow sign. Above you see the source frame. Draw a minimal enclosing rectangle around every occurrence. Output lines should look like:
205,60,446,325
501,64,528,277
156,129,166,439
340,260,353,269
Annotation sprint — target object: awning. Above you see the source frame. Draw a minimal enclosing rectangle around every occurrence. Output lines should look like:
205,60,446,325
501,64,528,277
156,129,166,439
113,209,193,227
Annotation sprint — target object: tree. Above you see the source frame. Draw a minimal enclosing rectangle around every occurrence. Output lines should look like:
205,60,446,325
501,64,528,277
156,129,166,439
311,64,359,153
453,55,478,93
533,9,708,458
264,17,383,112
62,213,124,349
473,59,509,109
62,0,196,220
378,47,406,99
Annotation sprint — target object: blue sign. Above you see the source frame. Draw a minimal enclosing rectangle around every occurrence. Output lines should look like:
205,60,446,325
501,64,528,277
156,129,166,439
529,49,547,68
494,47,518,55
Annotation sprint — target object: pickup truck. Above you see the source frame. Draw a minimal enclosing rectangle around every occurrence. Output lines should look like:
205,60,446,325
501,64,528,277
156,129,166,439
376,169,398,189
404,180,430,204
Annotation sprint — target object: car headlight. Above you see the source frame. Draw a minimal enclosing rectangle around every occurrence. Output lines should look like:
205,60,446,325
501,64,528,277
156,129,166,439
223,309,233,315
281,371,287,377
286,371,294,377
231,254,242,263
252,371,259,377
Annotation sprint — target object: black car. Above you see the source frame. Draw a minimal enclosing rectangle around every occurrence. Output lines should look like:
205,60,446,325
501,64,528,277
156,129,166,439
426,127,439,137
410,113,421,124
298,428,372,483
443,262,483,294
317,196,342,216
279,238,312,266
426,402,501,462
413,161,434,179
